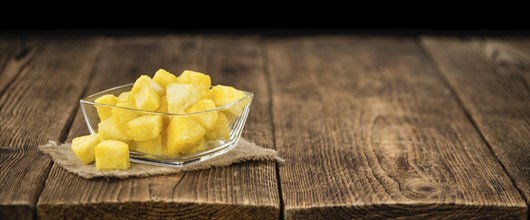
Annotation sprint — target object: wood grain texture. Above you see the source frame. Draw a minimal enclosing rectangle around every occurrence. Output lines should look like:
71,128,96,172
266,37,527,219
37,36,280,219
0,38,103,219
422,37,530,205
0,39,41,93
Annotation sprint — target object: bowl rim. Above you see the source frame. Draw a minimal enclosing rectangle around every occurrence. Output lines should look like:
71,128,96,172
80,83,253,116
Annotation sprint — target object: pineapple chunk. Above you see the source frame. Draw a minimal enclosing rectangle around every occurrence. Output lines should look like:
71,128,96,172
166,83,200,114
127,115,163,141
131,75,164,97
209,85,248,115
177,70,211,98
128,141,136,151
153,69,178,89
71,134,101,164
157,96,170,125
187,138,209,154
133,85,160,111
98,118,129,142
157,95,168,113
94,94,118,121
166,116,206,155
95,140,130,170
118,92,131,102
134,136,164,155
187,99,218,130
206,113,231,140
112,101,140,134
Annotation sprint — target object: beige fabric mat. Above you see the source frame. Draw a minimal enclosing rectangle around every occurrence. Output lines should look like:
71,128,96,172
39,138,283,179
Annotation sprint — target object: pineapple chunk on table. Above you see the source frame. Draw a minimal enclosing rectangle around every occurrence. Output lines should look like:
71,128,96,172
166,83,200,114
153,69,178,89
127,115,163,141
209,85,248,116
187,99,218,130
94,94,118,120
166,116,206,155
133,85,160,111
95,140,130,170
177,70,211,98
71,134,101,164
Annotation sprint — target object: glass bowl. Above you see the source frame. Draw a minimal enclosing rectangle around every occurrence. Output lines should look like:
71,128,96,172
80,83,253,167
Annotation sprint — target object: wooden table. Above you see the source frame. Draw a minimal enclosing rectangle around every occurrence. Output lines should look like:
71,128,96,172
0,36,528,219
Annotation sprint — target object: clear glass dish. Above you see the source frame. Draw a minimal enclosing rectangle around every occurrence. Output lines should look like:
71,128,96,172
80,83,253,167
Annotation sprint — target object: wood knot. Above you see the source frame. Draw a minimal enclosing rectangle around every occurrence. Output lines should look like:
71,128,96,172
15,47,30,60
418,185,436,192
405,181,442,199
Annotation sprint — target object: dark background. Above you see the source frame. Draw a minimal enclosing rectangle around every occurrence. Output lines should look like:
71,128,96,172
1,28,529,37
1,6,528,37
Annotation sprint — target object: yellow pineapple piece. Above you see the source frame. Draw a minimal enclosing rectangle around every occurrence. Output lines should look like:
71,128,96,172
156,96,170,125
95,140,130,170
209,85,248,115
133,85,160,111
127,115,163,141
134,136,164,155
177,70,211,98
157,95,168,113
166,83,200,114
166,116,206,155
71,134,101,164
98,118,129,142
112,101,140,135
206,113,231,140
118,92,131,102
187,99,218,130
128,141,136,151
94,94,118,121
153,69,178,89
187,138,209,154
131,75,164,97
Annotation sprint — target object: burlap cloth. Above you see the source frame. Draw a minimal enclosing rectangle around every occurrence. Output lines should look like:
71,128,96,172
38,138,283,179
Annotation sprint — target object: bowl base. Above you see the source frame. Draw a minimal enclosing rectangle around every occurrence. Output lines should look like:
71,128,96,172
129,141,238,168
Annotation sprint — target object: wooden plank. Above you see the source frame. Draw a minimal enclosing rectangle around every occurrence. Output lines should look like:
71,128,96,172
0,38,103,219
484,38,530,86
37,36,280,219
0,39,41,93
266,37,527,219
422,37,530,205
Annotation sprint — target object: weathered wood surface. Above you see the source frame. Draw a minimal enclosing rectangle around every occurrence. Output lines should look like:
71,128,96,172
0,36,528,219
266,37,527,219
36,36,280,219
0,39,41,93
422,37,530,206
0,38,103,219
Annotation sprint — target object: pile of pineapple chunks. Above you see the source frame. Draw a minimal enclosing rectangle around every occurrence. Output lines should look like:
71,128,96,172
71,69,247,171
